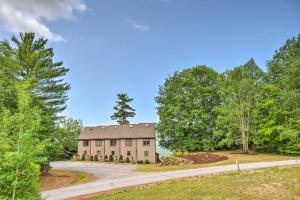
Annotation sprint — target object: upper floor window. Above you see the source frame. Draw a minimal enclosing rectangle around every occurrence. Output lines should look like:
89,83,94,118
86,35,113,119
83,140,89,147
143,139,150,146
125,139,133,146
95,139,102,147
110,139,117,146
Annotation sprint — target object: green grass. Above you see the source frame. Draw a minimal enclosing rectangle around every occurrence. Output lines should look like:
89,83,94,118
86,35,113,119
137,151,300,172
74,171,92,184
89,166,300,200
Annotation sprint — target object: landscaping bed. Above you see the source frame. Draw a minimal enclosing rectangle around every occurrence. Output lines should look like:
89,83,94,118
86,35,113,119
176,152,228,164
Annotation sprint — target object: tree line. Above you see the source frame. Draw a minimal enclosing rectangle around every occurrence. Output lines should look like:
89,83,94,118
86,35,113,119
156,35,300,155
0,33,83,199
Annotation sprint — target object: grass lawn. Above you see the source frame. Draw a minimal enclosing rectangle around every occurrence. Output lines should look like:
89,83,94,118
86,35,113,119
40,169,95,191
88,166,300,200
137,151,300,172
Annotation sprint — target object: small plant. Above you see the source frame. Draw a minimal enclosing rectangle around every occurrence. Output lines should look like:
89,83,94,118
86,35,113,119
81,155,85,161
90,155,94,161
144,159,150,164
109,155,114,162
104,155,108,162
137,160,144,164
119,155,123,162
125,157,130,163
94,155,98,161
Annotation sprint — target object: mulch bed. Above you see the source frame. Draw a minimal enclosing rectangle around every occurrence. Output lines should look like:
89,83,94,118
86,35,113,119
176,153,228,164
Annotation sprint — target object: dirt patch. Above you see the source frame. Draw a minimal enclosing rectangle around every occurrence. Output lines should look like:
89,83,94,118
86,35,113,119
40,169,95,191
176,153,228,164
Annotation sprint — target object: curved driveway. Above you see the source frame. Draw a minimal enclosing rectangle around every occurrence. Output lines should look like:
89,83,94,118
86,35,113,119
43,160,299,200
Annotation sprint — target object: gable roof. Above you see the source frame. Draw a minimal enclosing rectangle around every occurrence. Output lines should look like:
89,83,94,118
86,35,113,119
78,123,156,140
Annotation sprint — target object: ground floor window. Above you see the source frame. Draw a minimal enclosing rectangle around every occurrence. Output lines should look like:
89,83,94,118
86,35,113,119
83,150,87,155
111,151,115,156
127,151,131,156
97,150,101,155
144,151,149,157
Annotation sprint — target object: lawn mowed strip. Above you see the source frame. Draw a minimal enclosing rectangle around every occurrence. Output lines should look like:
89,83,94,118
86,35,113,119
88,166,300,200
137,151,300,172
40,169,95,191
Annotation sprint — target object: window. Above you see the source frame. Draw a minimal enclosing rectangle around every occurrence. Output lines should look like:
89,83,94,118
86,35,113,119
127,151,131,156
110,139,117,146
144,151,149,157
83,140,89,147
83,150,87,155
111,151,115,156
125,139,132,146
97,151,101,156
143,139,150,146
95,139,102,147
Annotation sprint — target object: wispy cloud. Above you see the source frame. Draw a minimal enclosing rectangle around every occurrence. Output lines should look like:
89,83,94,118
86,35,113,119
126,19,150,32
0,0,87,42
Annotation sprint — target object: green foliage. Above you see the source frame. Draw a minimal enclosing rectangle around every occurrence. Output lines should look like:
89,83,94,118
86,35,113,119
109,155,114,162
94,155,99,161
104,155,108,161
111,93,136,125
81,155,85,161
144,159,150,164
90,155,94,161
0,83,45,199
119,155,123,162
137,160,144,164
156,65,220,152
125,157,130,163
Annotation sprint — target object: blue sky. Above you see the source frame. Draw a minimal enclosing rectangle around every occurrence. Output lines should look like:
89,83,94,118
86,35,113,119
0,0,299,126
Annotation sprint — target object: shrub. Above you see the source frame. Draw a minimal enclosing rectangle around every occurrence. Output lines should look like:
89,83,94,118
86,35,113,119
94,155,98,161
81,155,85,161
144,159,150,164
119,155,123,162
137,160,144,164
104,155,108,161
90,155,94,161
109,155,114,162
125,157,130,163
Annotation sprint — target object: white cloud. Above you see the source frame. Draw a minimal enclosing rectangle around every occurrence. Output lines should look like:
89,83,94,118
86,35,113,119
0,0,87,42
126,19,150,32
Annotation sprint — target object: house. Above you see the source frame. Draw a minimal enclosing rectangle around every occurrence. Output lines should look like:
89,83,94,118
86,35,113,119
77,123,157,163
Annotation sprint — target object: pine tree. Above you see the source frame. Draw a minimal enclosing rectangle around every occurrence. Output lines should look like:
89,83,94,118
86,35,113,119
111,93,136,125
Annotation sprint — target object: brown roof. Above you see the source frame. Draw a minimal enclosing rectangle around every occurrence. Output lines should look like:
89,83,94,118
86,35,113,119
78,123,156,140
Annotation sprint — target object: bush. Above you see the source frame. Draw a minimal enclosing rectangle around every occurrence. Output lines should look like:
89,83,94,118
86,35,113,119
109,155,114,162
94,155,98,161
119,155,123,162
81,155,86,161
104,155,108,161
90,155,94,161
144,159,150,164
125,157,130,163
137,160,144,164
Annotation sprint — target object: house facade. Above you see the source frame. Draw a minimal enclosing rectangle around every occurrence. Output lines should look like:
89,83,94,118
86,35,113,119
77,123,156,163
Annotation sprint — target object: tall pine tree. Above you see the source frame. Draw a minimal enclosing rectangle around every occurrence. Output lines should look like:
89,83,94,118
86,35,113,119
111,93,136,125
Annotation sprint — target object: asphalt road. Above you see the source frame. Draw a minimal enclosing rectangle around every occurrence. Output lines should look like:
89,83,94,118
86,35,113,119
42,160,299,200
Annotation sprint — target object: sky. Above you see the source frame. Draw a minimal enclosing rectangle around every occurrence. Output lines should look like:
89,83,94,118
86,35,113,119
0,0,299,126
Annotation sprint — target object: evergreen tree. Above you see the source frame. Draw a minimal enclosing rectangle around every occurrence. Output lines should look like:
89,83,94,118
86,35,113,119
111,93,136,125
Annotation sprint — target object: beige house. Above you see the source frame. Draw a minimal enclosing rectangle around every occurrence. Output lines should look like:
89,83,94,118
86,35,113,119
78,123,156,163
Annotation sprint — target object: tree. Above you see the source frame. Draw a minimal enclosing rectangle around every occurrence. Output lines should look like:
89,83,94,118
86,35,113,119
111,93,136,125
214,59,264,152
0,32,71,160
57,118,83,159
156,65,220,152
0,82,46,199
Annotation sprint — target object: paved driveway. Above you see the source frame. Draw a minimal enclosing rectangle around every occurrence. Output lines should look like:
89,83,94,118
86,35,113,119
50,161,144,181
43,160,299,200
